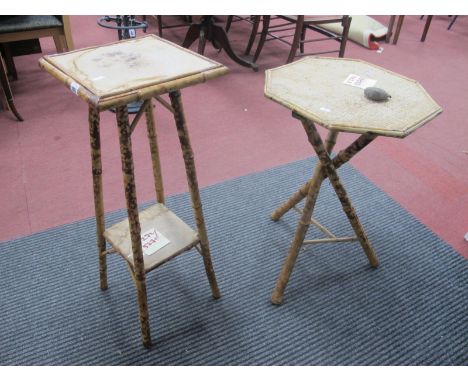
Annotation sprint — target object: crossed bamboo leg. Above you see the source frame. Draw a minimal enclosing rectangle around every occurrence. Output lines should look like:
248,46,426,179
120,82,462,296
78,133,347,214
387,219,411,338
271,116,379,305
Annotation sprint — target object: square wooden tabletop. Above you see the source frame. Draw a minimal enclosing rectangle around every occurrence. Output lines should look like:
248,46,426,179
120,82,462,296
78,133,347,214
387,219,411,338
39,35,228,110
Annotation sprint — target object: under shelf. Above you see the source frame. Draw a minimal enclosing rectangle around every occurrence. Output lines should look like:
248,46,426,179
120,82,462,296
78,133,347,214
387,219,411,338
104,204,199,273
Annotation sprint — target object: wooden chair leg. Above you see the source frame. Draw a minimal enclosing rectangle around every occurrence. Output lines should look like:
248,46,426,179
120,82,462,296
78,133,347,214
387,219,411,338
253,15,270,63
386,15,396,43
287,16,304,64
52,35,65,53
115,106,151,348
0,44,18,81
339,16,351,58
169,90,221,299
59,35,69,52
392,15,405,44
225,15,233,33
244,15,261,56
448,16,458,30
0,54,23,121
421,15,433,42
299,25,306,54
61,15,74,51
156,16,163,37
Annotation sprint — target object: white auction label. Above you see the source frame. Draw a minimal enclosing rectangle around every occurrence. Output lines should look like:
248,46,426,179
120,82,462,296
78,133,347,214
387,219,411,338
343,74,377,89
140,228,170,256
70,81,80,95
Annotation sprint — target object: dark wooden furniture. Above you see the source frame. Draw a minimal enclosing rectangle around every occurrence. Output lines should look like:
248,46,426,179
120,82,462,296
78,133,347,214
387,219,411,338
0,16,74,120
225,15,262,56
0,50,23,121
0,16,73,53
39,35,227,347
387,15,433,44
253,15,351,64
182,16,258,71
153,15,192,37
448,16,458,30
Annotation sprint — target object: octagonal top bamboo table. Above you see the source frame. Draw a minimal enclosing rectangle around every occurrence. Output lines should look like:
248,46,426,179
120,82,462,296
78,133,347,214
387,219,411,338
39,35,228,347
264,57,442,305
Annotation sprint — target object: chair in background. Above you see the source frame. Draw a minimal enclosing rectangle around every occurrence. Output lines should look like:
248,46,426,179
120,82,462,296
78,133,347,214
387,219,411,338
0,16,74,53
387,15,433,44
0,16,73,121
252,15,351,64
0,50,23,121
225,15,262,56
448,16,458,30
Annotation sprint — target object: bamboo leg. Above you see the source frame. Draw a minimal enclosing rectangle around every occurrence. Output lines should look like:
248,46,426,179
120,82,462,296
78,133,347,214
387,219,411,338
302,120,379,269
88,106,107,290
115,106,151,348
271,128,338,305
169,90,221,299
271,129,377,221
271,129,338,221
145,100,165,204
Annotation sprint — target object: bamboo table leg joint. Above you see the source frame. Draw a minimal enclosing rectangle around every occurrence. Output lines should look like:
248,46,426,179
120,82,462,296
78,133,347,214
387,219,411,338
271,116,379,305
264,56,442,305
88,94,221,347
39,35,229,348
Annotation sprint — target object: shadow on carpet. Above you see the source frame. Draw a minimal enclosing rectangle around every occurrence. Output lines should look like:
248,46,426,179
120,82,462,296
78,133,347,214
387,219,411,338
0,158,466,365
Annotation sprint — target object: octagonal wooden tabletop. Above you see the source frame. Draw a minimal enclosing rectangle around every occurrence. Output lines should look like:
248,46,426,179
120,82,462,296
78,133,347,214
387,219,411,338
265,57,442,138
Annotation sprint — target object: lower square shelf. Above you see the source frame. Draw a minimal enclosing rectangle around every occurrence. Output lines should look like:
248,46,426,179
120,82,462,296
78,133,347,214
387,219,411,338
104,204,200,273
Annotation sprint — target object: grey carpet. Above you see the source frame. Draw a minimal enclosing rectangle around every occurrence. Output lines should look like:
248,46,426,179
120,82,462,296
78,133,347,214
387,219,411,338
0,158,466,365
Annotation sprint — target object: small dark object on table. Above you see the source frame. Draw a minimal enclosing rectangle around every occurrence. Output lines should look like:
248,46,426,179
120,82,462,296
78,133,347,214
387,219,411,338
364,87,391,102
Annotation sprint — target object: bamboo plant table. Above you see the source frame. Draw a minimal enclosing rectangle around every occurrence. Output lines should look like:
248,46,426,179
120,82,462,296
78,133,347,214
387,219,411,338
39,35,228,347
264,57,442,305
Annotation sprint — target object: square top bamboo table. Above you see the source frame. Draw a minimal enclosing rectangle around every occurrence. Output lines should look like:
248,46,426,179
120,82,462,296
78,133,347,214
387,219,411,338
264,57,442,305
39,35,228,347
